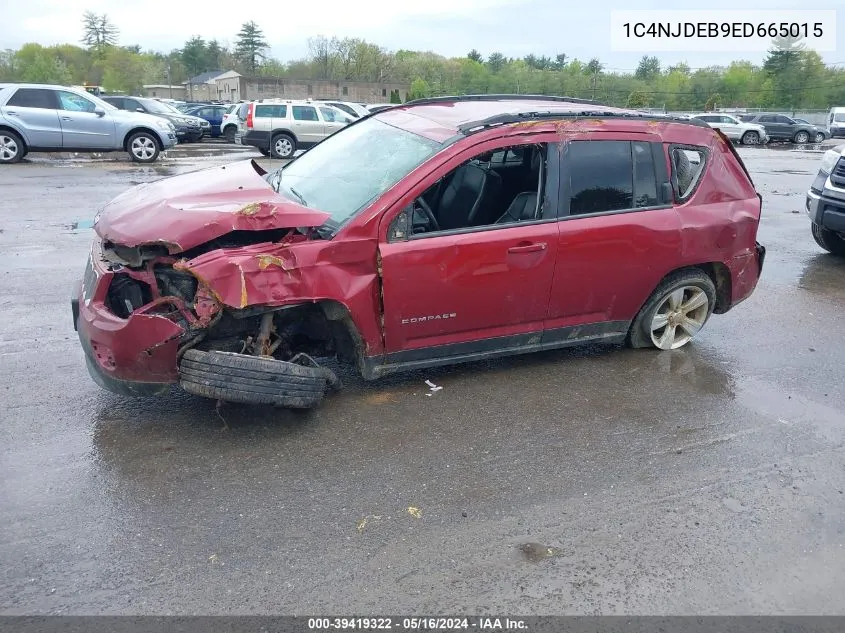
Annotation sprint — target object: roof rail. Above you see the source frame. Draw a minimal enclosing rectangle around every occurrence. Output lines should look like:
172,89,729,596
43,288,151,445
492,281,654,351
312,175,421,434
457,110,712,135
404,93,601,107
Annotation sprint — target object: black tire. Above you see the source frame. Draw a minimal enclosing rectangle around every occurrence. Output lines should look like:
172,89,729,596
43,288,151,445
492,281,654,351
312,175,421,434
811,223,845,257
814,132,825,143
259,147,271,157
793,131,810,144
741,131,760,145
270,133,296,159
223,126,236,143
0,129,25,164
627,269,716,350
179,349,340,408
126,131,161,163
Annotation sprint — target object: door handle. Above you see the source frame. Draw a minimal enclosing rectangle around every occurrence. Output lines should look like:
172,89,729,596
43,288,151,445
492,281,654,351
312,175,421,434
508,242,546,254
6,111,17,116
61,116,72,121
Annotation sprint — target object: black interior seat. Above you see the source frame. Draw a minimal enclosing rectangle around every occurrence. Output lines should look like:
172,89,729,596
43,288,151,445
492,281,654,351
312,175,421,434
436,162,502,230
496,192,538,224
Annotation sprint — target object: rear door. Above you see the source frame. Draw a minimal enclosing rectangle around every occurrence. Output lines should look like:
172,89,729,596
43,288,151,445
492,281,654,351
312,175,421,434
760,115,789,139
547,136,681,335
1,88,62,148
56,90,116,149
291,105,323,144
719,115,741,138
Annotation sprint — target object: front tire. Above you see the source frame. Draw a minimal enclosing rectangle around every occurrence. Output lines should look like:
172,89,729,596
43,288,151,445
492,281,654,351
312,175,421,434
179,349,339,409
270,133,296,159
0,130,25,164
741,131,760,145
814,132,825,143
811,223,845,257
127,132,160,163
627,270,716,350
793,131,810,144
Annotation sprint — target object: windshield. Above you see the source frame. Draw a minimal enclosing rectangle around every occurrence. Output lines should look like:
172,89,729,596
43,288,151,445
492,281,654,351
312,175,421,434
142,100,178,114
270,118,441,234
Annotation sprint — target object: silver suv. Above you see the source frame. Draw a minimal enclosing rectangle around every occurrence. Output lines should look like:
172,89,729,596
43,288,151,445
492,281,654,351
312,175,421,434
236,99,353,158
0,83,177,164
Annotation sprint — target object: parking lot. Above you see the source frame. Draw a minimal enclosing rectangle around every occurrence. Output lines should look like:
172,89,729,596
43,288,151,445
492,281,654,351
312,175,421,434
2,141,845,615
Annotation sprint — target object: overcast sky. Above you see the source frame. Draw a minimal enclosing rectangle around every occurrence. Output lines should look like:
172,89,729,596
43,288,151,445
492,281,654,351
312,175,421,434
6,0,844,71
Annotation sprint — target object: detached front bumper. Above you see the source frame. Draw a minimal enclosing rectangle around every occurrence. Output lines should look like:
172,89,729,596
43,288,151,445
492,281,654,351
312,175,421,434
72,246,183,396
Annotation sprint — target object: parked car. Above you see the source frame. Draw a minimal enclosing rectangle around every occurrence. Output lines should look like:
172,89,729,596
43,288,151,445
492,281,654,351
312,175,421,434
792,118,828,143
806,143,845,256
315,99,371,118
690,113,768,145
219,103,241,142
236,99,354,158
183,104,229,137
738,113,818,144
102,96,204,143
72,94,765,408
366,103,395,113
0,83,176,164
828,107,845,138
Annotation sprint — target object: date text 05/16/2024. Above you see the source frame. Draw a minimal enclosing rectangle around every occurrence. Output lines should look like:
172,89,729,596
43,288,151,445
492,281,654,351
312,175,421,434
307,617,528,630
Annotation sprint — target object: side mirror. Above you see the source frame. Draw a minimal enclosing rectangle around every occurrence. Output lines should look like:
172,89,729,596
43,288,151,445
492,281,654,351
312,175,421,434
94,107,106,117
136,107,144,113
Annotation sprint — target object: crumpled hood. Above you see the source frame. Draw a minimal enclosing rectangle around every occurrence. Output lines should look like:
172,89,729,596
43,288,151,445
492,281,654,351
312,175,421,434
94,159,330,252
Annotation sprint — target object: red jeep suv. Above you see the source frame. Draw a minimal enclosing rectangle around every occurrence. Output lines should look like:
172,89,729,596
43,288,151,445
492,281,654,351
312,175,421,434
72,95,766,408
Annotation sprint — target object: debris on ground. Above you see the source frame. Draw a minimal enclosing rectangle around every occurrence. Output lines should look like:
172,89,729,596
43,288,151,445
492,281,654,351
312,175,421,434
407,506,423,519
424,380,443,396
518,542,562,562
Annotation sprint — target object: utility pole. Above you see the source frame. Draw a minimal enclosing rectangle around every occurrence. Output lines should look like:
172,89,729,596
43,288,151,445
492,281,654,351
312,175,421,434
167,63,172,99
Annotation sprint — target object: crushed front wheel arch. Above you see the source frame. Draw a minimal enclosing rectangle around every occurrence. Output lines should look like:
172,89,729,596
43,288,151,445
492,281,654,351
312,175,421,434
179,349,341,409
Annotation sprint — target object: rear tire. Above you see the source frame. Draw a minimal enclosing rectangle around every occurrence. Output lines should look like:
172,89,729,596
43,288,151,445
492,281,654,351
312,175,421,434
270,133,296,159
811,223,845,257
627,270,716,350
179,349,339,409
0,130,25,164
127,132,161,163
793,131,810,144
223,126,236,143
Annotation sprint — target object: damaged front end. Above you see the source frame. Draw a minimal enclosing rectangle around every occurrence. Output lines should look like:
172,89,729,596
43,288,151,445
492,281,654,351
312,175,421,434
74,159,346,406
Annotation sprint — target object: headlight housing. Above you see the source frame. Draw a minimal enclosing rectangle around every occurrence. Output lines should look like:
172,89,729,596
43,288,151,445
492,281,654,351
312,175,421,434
819,149,842,175
153,119,172,131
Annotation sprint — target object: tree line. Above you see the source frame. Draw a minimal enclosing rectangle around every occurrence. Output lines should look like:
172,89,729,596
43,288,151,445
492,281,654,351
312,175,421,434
0,13,843,110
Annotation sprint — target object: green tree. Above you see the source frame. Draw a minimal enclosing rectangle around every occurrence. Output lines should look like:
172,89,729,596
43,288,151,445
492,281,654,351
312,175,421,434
585,58,603,75
467,49,482,63
634,55,660,80
235,21,268,73
408,77,431,100
81,12,118,56
487,52,505,73
704,92,722,111
389,89,401,103
626,90,650,108
181,36,209,76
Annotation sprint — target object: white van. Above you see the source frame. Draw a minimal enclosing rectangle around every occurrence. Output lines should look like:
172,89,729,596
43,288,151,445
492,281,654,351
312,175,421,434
829,107,845,138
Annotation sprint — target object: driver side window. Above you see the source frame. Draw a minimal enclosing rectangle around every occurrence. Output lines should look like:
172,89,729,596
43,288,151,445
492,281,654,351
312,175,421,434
388,143,551,242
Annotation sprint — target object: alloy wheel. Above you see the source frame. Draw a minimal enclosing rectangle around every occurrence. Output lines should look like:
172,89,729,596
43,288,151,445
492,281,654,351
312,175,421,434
649,286,711,350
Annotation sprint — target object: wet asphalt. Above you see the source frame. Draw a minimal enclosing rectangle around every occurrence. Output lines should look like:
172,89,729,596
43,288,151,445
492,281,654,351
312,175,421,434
1,141,844,615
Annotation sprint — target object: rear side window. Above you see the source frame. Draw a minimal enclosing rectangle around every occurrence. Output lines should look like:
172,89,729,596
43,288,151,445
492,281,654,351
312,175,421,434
670,147,707,201
254,104,286,118
7,88,56,109
292,106,318,121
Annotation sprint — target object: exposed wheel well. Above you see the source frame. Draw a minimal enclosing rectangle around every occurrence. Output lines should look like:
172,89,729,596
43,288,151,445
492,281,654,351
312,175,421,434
693,262,732,313
271,129,298,143
0,126,26,150
123,127,162,152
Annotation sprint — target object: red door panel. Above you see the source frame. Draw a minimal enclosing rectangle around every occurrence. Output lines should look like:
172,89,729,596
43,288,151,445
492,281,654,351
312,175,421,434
380,221,558,353
547,208,683,329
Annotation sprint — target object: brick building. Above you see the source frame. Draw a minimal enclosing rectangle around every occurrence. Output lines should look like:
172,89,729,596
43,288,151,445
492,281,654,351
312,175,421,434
213,71,409,104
